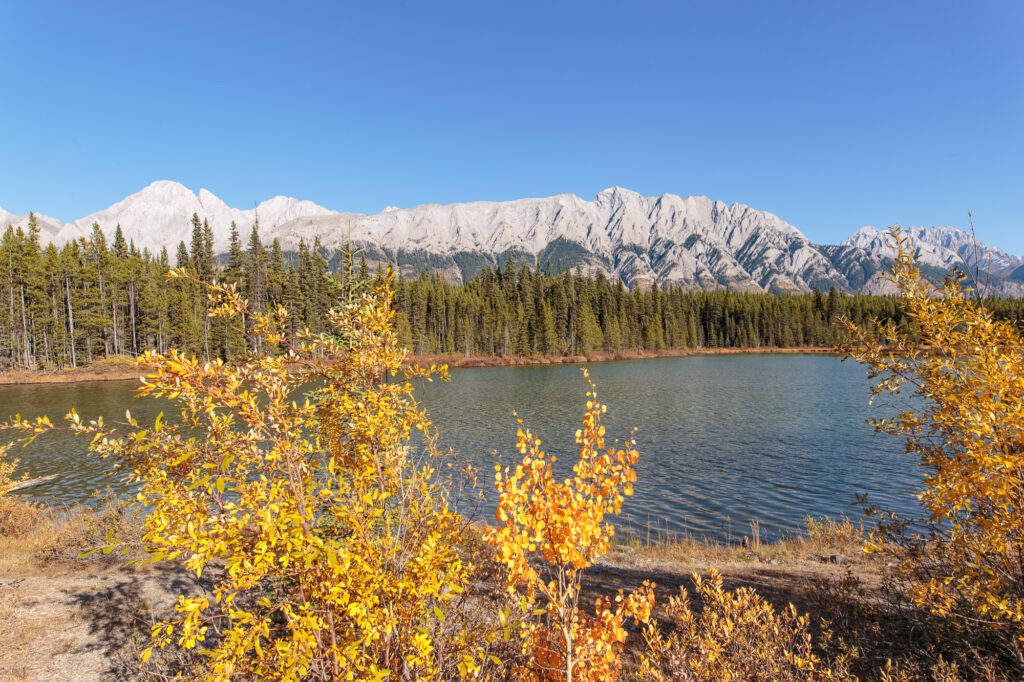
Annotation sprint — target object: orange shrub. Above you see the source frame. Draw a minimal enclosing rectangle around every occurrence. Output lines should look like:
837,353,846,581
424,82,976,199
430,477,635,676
487,369,655,681
4,272,490,680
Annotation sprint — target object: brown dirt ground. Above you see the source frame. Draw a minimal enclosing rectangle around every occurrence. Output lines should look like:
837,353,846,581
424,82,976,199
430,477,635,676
0,562,200,681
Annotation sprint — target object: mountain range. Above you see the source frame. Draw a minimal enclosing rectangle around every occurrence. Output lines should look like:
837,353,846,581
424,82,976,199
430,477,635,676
2,181,1021,295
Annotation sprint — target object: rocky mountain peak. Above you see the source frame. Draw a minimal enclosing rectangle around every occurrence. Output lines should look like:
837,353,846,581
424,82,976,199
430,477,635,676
843,224,1024,278
2,183,1020,295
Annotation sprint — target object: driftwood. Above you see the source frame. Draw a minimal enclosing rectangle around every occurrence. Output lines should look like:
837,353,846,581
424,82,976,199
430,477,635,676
7,474,57,493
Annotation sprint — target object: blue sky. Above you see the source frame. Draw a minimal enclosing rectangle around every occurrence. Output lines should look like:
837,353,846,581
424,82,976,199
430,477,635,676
2,1,1022,250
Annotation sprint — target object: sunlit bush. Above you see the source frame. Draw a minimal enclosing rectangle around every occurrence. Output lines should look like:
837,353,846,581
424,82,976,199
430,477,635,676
487,370,655,681
0,444,40,538
638,570,853,681
846,227,1024,673
5,272,490,680
0,443,23,498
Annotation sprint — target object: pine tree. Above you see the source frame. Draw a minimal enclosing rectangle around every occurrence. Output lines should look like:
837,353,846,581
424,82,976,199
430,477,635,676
245,222,268,351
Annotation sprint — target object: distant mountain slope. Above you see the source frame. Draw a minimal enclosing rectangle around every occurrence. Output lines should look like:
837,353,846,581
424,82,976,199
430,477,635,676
1,181,334,254
844,225,1024,277
2,182,1020,294
842,225,1024,295
263,187,975,293
0,207,64,243
267,187,865,292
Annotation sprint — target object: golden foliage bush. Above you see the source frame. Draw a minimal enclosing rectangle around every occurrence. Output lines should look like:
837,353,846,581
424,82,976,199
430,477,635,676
91,353,139,369
7,261,975,680
638,570,853,681
487,370,654,681
5,272,489,680
0,442,24,498
846,228,1024,673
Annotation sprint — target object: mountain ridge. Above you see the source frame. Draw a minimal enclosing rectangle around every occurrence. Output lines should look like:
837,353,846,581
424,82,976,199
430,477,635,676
0,180,335,254
2,181,1020,295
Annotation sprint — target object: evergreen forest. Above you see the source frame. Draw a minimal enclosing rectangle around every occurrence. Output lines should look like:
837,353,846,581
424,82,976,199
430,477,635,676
4,214,1024,371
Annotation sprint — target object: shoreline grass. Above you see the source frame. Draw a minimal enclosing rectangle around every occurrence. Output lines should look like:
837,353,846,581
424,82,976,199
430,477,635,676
0,345,842,386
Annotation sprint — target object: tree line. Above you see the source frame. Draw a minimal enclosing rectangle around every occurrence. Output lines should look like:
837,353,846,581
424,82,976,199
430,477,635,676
0,213,355,370
5,213,1024,370
391,258,1024,356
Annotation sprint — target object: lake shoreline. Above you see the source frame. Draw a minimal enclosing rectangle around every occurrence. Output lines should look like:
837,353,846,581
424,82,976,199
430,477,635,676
0,346,842,385
418,345,841,371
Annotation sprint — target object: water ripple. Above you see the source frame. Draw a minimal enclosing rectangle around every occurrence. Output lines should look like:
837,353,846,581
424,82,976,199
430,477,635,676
0,355,920,542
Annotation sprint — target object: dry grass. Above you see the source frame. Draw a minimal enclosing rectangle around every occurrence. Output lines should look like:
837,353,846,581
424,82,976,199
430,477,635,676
614,515,867,571
0,355,144,385
35,496,147,564
0,494,146,575
0,497,49,575
411,346,840,371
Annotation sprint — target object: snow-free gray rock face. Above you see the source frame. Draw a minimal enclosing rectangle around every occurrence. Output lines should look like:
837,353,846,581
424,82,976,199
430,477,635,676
269,187,889,293
844,225,1024,277
2,182,1021,294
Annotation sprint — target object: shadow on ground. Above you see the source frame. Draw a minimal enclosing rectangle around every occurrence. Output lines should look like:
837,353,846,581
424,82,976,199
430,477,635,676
66,565,203,679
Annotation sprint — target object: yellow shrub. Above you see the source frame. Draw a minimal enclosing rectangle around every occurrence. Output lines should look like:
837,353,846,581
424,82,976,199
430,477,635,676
0,442,24,498
0,495,44,538
91,353,138,369
4,272,487,680
846,228,1024,672
0,443,40,538
639,570,853,681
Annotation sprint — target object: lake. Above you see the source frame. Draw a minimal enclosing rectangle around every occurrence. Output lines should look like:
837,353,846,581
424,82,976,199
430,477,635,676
0,354,919,542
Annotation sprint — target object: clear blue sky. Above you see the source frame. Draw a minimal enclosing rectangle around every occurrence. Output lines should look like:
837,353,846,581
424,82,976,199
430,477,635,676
2,1,1021,250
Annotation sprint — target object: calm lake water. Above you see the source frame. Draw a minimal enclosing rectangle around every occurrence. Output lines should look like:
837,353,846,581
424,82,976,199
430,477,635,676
0,355,919,542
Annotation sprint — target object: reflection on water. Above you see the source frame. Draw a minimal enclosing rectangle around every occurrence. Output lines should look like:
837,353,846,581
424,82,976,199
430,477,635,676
0,355,918,542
